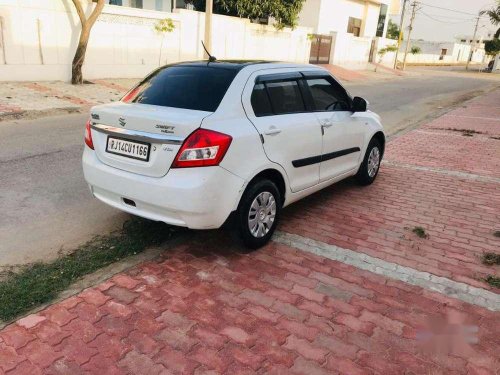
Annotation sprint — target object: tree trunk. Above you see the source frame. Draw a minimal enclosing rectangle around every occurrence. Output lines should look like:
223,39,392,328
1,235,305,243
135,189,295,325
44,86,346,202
72,25,90,85
70,0,105,85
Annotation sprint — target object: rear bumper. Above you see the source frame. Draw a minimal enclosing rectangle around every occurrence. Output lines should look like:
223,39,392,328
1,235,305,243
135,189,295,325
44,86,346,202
82,148,245,229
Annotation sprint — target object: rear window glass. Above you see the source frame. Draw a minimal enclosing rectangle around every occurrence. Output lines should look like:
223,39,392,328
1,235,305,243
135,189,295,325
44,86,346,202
122,66,238,112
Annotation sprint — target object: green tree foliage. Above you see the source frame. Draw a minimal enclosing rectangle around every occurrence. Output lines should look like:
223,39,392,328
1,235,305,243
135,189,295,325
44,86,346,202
410,46,421,54
387,19,401,40
480,0,500,39
485,39,500,56
154,18,176,66
191,0,306,29
375,45,398,71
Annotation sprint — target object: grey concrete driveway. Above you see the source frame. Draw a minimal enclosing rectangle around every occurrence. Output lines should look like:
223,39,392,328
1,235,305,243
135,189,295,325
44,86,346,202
1,68,499,268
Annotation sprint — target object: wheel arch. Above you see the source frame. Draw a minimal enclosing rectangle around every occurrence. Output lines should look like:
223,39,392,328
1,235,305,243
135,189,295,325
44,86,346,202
245,168,287,206
372,131,386,156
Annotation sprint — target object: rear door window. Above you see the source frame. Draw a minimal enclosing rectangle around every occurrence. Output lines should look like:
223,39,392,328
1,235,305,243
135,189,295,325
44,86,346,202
122,66,237,112
266,80,306,115
251,78,306,116
251,83,273,117
306,77,351,112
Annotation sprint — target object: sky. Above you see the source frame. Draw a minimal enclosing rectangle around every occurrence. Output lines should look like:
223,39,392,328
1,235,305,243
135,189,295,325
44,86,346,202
390,0,498,42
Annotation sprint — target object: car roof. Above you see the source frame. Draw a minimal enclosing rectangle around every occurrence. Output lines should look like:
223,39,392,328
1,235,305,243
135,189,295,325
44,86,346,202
168,60,321,72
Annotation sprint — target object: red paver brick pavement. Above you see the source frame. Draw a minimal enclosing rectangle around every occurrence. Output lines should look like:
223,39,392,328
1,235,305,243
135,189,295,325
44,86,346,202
22,83,93,107
385,130,500,178
318,64,367,82
1,86,499,375
1,238,499,374
280,164,500,291
281,90,500,290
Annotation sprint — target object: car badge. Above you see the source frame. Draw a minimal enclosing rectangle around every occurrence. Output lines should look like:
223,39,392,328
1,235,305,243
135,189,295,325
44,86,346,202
119,117,126,127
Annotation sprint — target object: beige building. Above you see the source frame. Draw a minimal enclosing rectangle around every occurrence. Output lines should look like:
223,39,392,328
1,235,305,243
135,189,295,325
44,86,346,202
298,0,399,67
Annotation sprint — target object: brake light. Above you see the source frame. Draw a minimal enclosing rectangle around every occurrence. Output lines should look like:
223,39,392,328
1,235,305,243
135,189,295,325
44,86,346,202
84,119,94,150
172,128,232,168
121,87,140,103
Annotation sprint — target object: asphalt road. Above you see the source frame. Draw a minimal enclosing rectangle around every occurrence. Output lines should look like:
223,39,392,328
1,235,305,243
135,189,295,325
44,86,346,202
1,69,499,268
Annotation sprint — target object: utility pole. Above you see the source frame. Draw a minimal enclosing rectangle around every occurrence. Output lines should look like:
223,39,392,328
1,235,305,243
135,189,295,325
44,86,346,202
394,0,409,69
402,1,418,71
204,0,213,59
466,16,480,71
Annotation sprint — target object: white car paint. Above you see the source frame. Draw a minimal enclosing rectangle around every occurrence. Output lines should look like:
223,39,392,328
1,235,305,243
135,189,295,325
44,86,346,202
82,61,384,230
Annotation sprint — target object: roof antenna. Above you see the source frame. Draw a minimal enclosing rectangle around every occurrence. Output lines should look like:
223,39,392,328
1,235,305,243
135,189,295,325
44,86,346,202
201,40,217,62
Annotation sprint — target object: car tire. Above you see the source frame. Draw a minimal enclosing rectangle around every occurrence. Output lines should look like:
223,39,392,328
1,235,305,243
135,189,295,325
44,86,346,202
236,179,281,250
356,138,382,186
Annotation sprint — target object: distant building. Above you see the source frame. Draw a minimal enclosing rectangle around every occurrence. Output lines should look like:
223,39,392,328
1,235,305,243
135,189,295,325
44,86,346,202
297,0,399,67
399,40,485,65
106,0,188,12
456,32,494,45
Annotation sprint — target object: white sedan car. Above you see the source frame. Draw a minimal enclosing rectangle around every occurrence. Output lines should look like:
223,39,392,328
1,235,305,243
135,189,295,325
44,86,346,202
82,61,384,248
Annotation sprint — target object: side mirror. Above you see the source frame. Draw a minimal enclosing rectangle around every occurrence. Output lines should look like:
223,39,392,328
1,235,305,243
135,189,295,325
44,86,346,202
352,97,368,112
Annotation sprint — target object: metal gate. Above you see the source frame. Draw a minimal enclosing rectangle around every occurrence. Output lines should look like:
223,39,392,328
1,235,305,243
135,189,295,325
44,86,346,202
309,34,332,64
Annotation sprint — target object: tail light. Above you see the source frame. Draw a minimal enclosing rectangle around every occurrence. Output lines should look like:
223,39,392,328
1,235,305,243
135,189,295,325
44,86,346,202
84,119,94,150
172,128,232,168
121,87,140,103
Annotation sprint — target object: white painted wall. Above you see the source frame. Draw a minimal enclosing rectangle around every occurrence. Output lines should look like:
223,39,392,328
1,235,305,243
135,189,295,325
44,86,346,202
397,40,485,65
0,1,311,82
329,31,372,69
373,36,397,65
318,0,364,35
297,0,321,32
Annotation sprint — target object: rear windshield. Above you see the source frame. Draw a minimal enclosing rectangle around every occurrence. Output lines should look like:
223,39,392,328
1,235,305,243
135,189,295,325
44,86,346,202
122,66,238,112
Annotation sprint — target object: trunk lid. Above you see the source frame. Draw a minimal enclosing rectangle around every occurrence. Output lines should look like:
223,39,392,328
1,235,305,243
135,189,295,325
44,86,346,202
90,102,211,177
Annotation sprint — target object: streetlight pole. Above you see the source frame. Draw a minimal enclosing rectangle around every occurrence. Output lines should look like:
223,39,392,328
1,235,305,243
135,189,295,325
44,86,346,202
402,1,418,71
204,0,213,59
466,16,480,71
394,0,409,69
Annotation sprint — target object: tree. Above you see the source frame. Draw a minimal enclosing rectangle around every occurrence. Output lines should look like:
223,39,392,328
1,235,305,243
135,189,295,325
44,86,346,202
192,0,306,29
387,19,401,40
410,46,421,55
485,39,500,56
154,18,175,66
480,1,500,39
375,45,397,71
70,0,105,84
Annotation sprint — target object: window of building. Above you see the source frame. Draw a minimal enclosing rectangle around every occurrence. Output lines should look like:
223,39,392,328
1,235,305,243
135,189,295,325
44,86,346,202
130,0,143,8
155,0,163,11
376,4,388,37
439,48,447,60
347,17,362,37
109,0,123,5
306,78,350,112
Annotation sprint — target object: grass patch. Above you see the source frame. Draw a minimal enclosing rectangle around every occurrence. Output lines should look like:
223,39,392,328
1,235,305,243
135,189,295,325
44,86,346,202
485,276,500,288
412,226,428,239
0,218,177,322
482,253,500,266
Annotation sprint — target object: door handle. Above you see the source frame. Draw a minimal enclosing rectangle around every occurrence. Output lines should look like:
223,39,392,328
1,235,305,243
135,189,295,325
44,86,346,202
320,119,333,127
264,127,282,135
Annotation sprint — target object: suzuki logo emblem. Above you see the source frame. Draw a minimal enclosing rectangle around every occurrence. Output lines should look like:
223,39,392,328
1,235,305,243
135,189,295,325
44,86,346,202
118,117,126,127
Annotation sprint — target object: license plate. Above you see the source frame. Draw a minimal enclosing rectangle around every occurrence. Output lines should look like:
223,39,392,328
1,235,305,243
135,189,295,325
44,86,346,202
106,136,150,161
